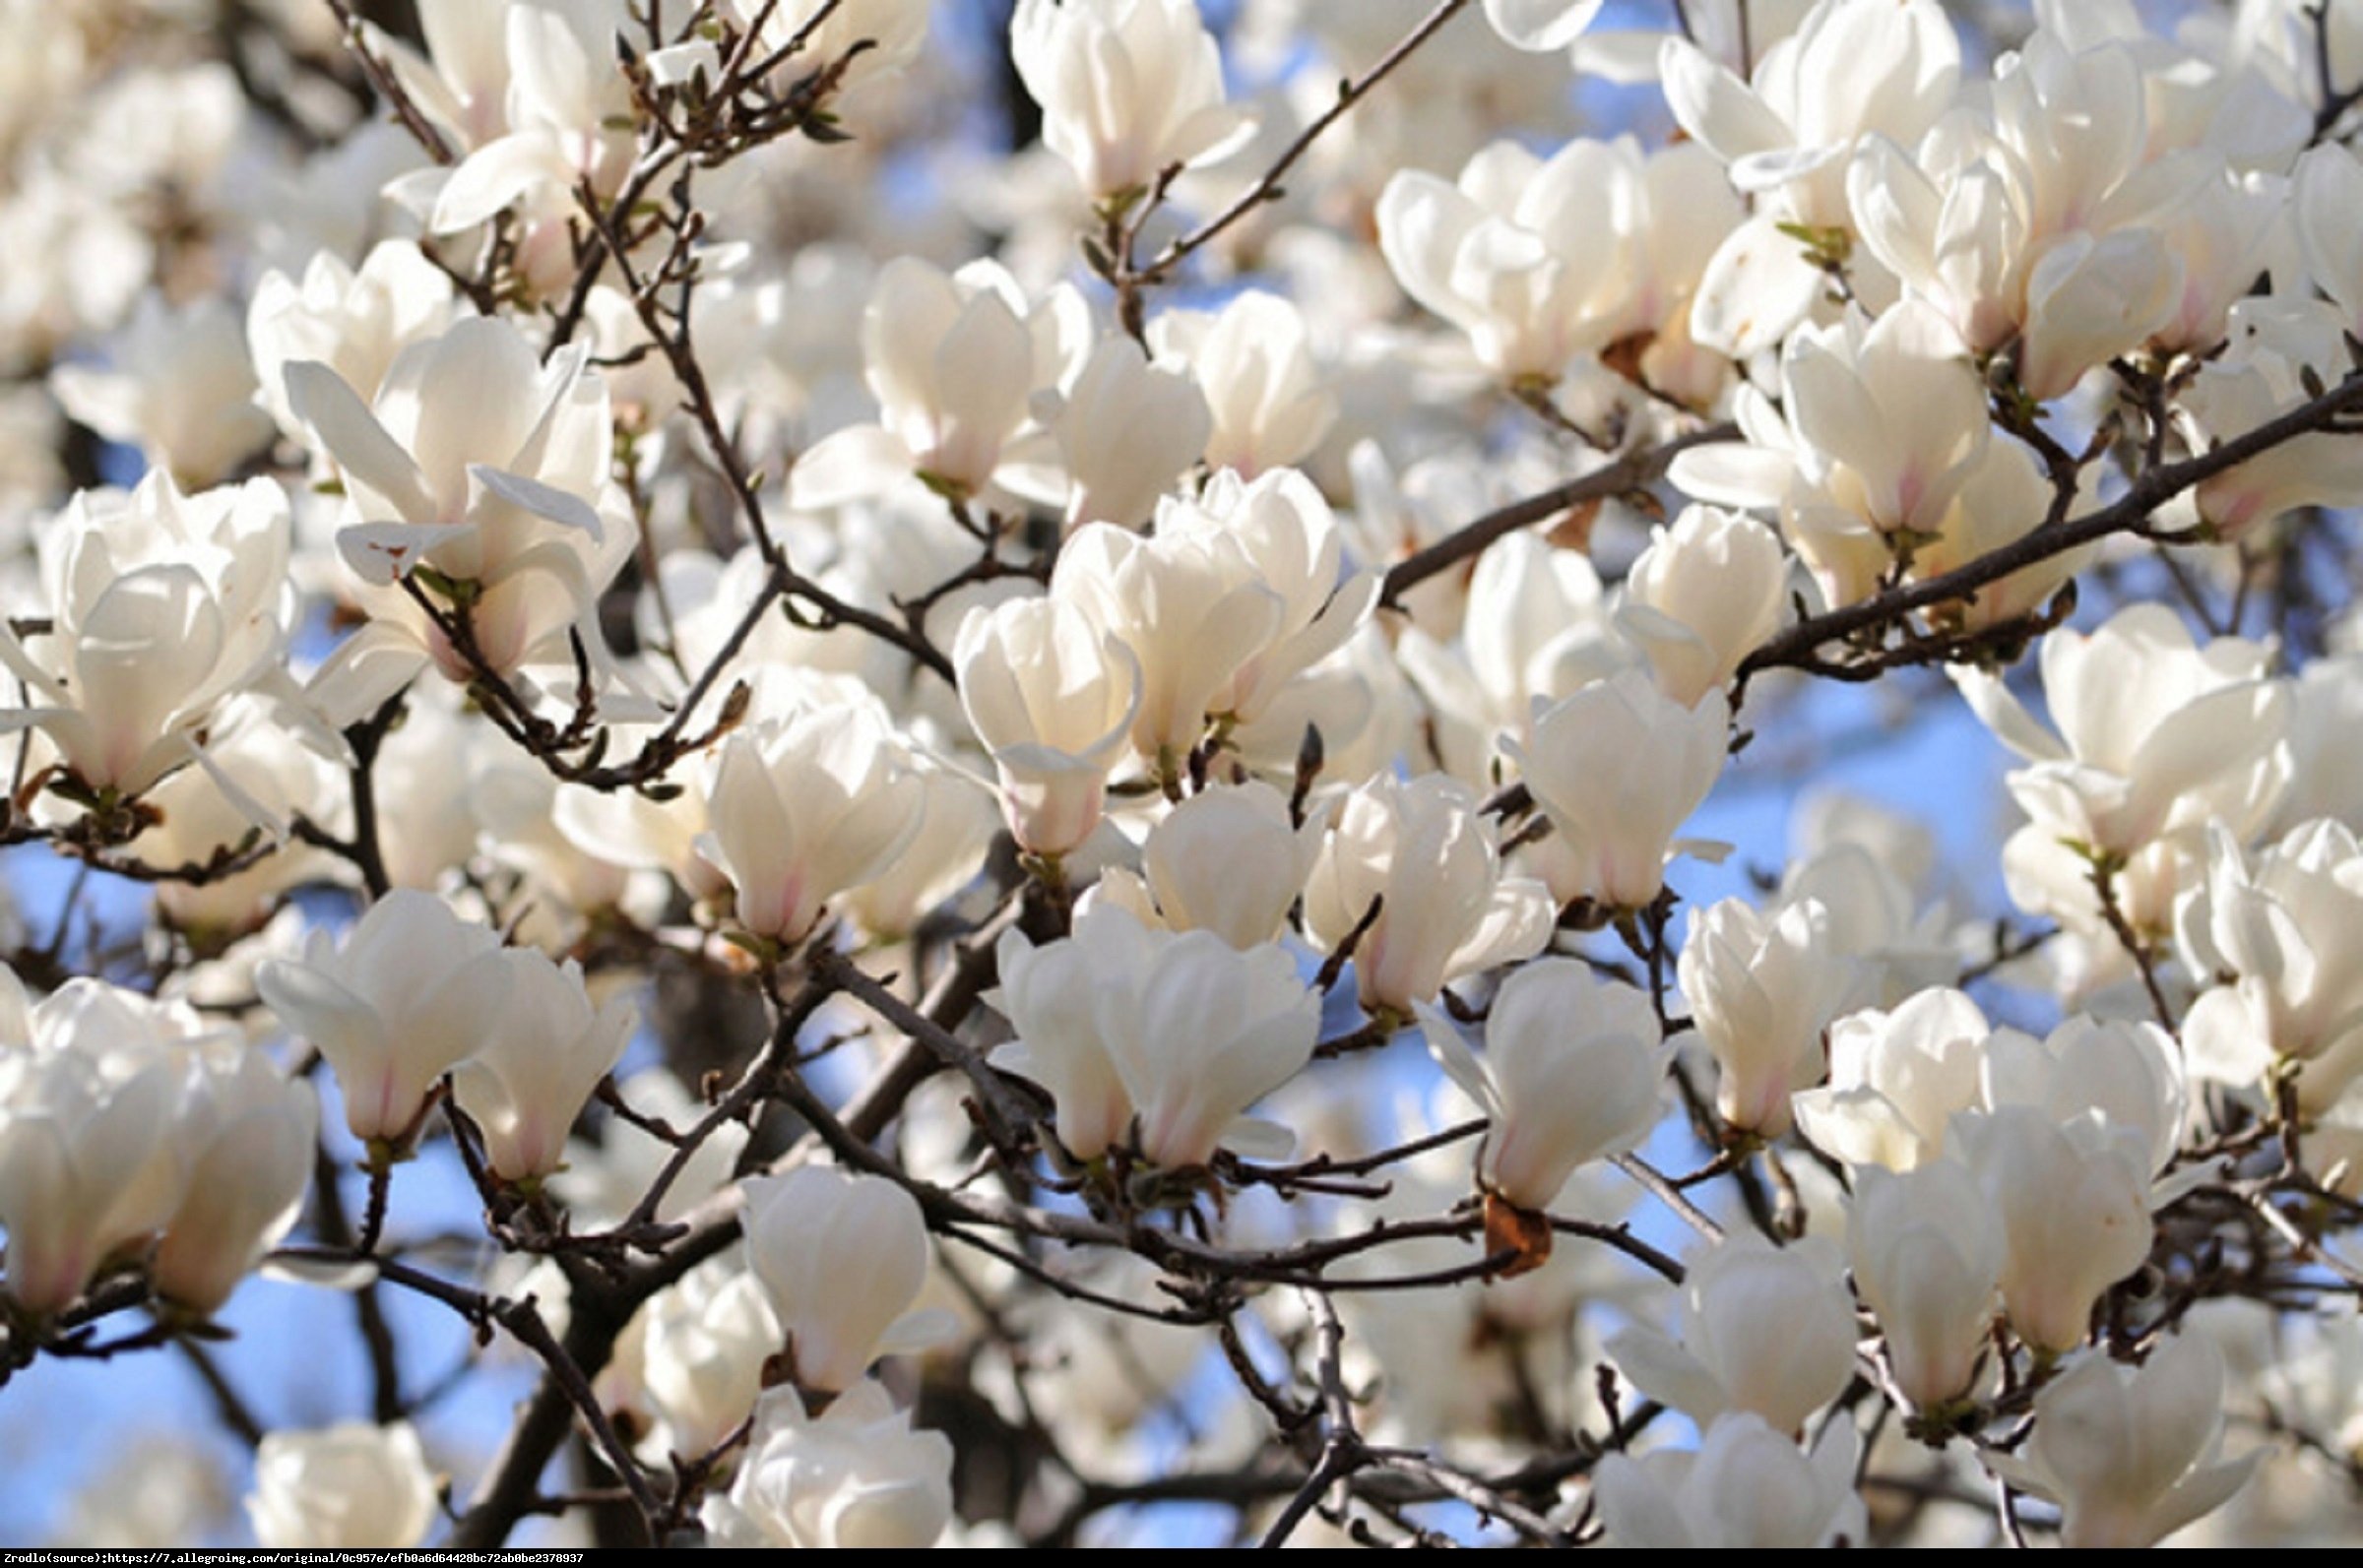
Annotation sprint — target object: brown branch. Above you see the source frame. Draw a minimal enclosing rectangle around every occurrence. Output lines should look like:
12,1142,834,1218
1378,422,1738,610
1736,368,2363,687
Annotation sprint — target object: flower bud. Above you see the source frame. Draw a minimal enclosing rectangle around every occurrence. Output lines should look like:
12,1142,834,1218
742,1165,948,1393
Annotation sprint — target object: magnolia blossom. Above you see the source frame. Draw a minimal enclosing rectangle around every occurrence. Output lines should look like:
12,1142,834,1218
1845,31,2191,399
1607,1235,1860,1436
1422,959,1666,1211
287,314,633,682
1396,530,1625,784
1148,292,1335,477
1052,524,1285,767
1482,0,1605,52
1986,1335,2258,1548
696,707,927,946
2182,300,2363,538
2294,141,2363,339
245,240,460,451
1377,136,1726,383
790,257,1051,508
1956,1104,2154,1355
1011,0,1252,202
1791,987,1990,1170
704,1381,953,1550
0,978,204,1314
254,890,511,1149
637,1266,782,1464
995,904,1318,1169
1505,670,1729,910
1302,773,1555,1019
953,596,1141,858
151,1048,316,1315
1616,505,1787,706
245,1422,440,1549
742,1165,949,1393
2178,820,2363,1113
447,952,633,1182
1094,923,1319,1169
50,292,272,486
1594,1412,1867,1548
1159,468,1377,732
1665,0,1962,354
1960,603,2290,870
1122,780,1324,950
1678,897,1859,1137
0,472,292,803
1766,301,1991,549
403,0,638,291
719,0,932,94
1849,1159,2005,1410
1049,336,1211,530
994,904,1153,1161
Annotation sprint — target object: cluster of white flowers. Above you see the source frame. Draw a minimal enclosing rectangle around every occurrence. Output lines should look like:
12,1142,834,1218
9,0,2363,1551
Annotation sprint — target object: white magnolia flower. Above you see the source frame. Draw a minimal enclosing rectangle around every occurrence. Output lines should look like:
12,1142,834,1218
1608,1234,1860,1435
1303,773,1555,1019
245,1421,440,1549
1616,505,1788,706
254,890,512,1149
639,1266,782,1464
2178,820,2363,1114
1986,1334,2258,1547
2182,299,2363,540
1149,292,1335,477
1049,335,1212,530
994,903,1155,1162
704,1380,953,1550
742,1165,950,1393
0,976,212,1313
1791,987,1990,1171
995,903,1318,1168
50,292,273,487
1846,31,2193,398
1129,780,1324,950
719,0,932,93
953,595,1141,858
1481,0,1605,52
1595,1411,1867,1548
1094,923,1320,1169
0,473,293,804
1849,1159,2005,1410
1052,523,1284,767
287,314,634,683
1395,530,1624,785
1956,1104,2153,1355
1679,897,1859,1138
1506,670,1729,911
1666,0,1962,354
789,257,1046,509
1377,136,1706,383
1158,468,1378,731
1421,959,1667,1211
151,1047,317,1316
1959,602,2290,869
696,706,927,946
1011,0,1253,202
2295,140,2363,340
448,952,633,1182
245,240,461,451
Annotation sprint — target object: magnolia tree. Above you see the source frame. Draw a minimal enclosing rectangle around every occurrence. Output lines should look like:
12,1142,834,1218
10,0,2363,1549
